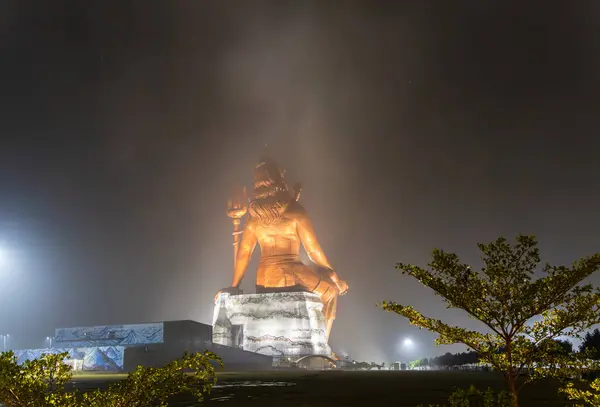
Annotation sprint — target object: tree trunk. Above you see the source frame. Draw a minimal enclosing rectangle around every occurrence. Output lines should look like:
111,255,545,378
507,373,519,407
506,339,519,407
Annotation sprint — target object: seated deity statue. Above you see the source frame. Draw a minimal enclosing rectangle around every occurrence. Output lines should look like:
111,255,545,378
216,157,348,340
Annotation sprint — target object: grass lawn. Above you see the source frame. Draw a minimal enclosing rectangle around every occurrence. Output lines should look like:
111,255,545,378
71,369,577,406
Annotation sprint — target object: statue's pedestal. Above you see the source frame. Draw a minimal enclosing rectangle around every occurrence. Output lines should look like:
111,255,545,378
212,292,331,357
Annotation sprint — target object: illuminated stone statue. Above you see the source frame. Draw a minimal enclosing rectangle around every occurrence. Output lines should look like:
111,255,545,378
217,157,348,340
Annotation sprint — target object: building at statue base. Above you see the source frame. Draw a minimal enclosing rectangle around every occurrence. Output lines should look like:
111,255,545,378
212,292,331,359
13,320,273,372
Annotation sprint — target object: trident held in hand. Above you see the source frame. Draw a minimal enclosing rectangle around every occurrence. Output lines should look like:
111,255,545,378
227,185,247,269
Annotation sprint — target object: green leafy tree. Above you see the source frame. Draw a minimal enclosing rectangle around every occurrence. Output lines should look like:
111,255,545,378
0,351,77,407
410,358,431,369
380,235,600,407
0,350,222,407
561,378,600,406
546,338,574,356
579,328,600,360
82,351,221,406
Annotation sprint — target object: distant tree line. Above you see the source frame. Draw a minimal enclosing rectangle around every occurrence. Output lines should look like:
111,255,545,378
581,329,600,360
409,350,480,369
409,332,600,369
343,360,385,370
335,327,600,373
344,330,600,371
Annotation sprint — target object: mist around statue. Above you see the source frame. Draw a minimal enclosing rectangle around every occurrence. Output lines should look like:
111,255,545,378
1,2,600,406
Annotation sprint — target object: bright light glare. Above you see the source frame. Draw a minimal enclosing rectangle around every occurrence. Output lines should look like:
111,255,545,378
403,338,414,347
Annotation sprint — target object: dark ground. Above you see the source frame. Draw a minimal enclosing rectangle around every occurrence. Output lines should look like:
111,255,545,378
73,370,574,406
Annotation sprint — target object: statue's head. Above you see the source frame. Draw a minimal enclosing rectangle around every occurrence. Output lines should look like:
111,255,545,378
248,156,292,225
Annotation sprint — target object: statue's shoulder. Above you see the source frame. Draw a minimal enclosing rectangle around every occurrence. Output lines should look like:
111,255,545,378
245,217,259,230
284,200,308,220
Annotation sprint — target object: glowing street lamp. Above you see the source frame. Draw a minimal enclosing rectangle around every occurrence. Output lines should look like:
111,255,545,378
397,337,417,363
46,336,53,348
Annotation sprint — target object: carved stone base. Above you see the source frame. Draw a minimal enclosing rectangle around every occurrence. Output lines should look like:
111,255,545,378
212,292,331,357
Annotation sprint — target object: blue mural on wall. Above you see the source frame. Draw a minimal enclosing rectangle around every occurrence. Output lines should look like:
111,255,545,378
54,322,163,348
13,346,125,371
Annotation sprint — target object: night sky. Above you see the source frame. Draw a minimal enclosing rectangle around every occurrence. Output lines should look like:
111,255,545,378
1,1,599,362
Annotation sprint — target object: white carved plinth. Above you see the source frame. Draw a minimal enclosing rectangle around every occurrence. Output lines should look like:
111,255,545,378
212,292,331,357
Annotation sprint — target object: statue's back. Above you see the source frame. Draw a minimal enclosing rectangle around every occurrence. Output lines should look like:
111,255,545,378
253,202,307,260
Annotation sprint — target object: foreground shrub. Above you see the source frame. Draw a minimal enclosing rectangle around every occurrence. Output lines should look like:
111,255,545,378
0,351,77,407
561,378,600,406
424,385,512,407
0,350,222,407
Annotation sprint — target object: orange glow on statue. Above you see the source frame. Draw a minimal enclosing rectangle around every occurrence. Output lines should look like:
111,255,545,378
217,157,348,341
